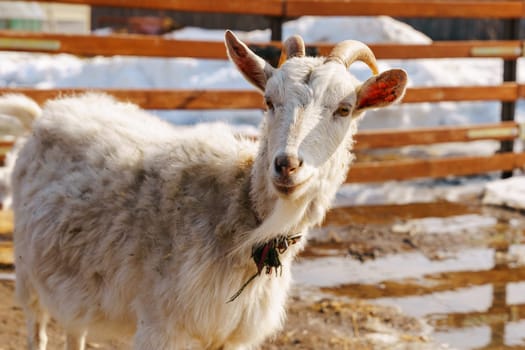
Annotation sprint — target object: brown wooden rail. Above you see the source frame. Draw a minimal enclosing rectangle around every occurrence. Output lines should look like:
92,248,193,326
367,41,523,60
0,85,520,111
0,241,12,265
16,0,284,16
0,141,520,183
286,0,525,18
0,31,522,60
0,31,232,59
0,122,517,151
0,121,516,154
18,0,525,18
353,121,519,150
0,88,264,110
346,152,525,183
405,84,521,103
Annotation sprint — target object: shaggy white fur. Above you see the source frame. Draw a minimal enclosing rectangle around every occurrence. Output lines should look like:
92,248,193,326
5,31,406,349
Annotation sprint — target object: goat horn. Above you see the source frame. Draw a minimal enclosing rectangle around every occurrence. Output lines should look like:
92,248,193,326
325,40,379,75
278,35,305,67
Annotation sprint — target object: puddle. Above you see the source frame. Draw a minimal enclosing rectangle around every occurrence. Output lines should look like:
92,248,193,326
296,202,525,349
433,326,491,349
392,214,497,235
294,249,494,287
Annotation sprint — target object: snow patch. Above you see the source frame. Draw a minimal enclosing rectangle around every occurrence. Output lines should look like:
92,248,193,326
482,176,525,210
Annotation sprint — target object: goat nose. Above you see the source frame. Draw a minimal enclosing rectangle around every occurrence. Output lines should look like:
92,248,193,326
274,154,303,177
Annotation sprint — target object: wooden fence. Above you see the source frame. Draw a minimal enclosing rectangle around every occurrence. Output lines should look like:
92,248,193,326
0,0,524,183
1,5,524,348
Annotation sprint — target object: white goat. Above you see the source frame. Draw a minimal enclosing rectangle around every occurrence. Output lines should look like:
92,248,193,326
5,31,407,349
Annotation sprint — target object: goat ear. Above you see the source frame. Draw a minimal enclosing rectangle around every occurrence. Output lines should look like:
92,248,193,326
225,30,274,92
354,69,407,115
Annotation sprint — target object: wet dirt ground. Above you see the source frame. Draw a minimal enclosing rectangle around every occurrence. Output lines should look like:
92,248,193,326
2,200,525,349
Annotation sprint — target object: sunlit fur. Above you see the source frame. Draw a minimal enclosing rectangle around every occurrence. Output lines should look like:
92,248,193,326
5,33,404,350
0,94,41,210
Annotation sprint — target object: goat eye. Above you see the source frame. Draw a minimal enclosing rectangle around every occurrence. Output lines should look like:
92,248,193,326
265,99,274,111
334,104,351,117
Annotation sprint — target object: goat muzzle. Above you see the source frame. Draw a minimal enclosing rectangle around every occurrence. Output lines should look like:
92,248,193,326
272,154,306,195
274,154,303,178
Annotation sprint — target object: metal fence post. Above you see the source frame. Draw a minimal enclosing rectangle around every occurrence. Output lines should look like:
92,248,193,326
269,16,283,42
500,18,520,178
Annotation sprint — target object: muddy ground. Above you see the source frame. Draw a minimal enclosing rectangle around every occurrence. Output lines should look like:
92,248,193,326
1,200,523,349
0,279,436,350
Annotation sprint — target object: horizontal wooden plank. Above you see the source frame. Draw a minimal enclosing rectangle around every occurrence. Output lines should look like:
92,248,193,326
286,0,525,18
0,85,520,111
0,88,265,110
0,123,518,152
0,31,521,60
403,83,520,103
0,141,15,148
0,241,12,266
366,41,523,60
21,0,525,18
0,211,13,236
518,84,525,98
324,201,479,225
353,122,519,150
0,31,230,59
19,0,283,15
346,152,525,183
0,123,518,157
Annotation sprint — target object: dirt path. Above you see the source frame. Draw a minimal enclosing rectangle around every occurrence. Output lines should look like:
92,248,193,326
0,276,440,350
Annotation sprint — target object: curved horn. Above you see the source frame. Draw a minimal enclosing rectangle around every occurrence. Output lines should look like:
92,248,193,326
325,40,379,75
278,35,305,67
